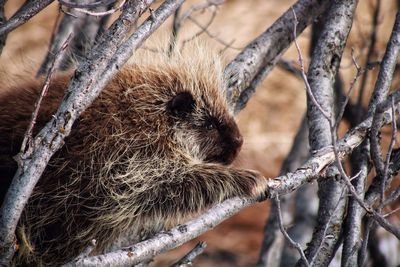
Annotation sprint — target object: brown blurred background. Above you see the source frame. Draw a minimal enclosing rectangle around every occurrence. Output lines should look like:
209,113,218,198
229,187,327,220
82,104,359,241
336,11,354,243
1,0,399,266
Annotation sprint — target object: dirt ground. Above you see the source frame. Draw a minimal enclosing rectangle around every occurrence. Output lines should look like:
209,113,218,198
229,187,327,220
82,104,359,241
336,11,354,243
1,0,399,266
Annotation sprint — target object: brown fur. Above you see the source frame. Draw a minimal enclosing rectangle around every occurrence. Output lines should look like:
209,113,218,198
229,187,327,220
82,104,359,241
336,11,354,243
0,47,265,266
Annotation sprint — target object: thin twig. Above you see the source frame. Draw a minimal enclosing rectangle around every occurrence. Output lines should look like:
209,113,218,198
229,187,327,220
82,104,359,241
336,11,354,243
335,49,364,128
383,206,400,217
291,7,331,120
257,115,310,267
379,98,398,208
383,187,400,206
0,33,72,266
177,0,223,25
356,0,381,116
170,242,207,267
181,10,218,48
167,5,181,55
275,195,310,267
224,0,331,110
20,34,72,157
58,0,117,8
181,11,241,51
0,0,55,36
60,0,126,16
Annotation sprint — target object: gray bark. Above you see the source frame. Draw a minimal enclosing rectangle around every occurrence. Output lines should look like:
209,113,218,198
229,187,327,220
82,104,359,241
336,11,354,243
0,0,54,37
0,0,6,55
38,0,110,75
298,0,358,266
223,0,330,114
343,11,400,267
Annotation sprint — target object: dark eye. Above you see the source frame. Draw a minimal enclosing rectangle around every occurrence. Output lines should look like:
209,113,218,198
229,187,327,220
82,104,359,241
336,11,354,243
204,119,217,130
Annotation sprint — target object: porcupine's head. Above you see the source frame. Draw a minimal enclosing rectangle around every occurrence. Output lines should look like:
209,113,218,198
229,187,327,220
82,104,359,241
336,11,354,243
118,42,244,165
166,88,243,165
154,44,243,165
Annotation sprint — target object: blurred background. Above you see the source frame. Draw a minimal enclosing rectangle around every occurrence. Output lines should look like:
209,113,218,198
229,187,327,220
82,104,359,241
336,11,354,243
1,0,399,266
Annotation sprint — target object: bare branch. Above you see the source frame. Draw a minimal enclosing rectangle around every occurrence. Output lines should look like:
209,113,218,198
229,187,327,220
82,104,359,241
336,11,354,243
344,11,400,266
0,0,7,56
291,8,331,121
58,0,117,8
365,147,400,207
0,33,72,265
224,0,330,113
74,240,97,263
37,9,73,76
358,218,374,267
177,0,223,25
19,34,72,156
356,0,381,118
335,49,364,127
38,0,112,75
170,242,207,267
383,185,400,207
60,0,126,16
369,9,400,194
167,5,181,55
294,1,358,266
0,0,55,37
276,59,303,79
275,196,310,267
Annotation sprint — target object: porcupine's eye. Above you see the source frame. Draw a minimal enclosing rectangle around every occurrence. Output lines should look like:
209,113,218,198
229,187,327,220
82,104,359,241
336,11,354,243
204,119,217,130
167,92,195,118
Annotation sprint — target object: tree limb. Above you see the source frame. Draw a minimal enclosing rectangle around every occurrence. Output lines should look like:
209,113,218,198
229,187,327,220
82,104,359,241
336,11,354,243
295,0,358,266
343,10,400,267
0,0,55,37
223,0,331,114
0,0,7,56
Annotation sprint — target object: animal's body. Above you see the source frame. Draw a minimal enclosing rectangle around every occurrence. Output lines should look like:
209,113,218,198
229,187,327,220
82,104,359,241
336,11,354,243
0,48,265,265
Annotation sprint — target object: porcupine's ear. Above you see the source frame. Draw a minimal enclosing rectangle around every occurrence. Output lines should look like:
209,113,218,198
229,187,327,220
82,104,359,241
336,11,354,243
167,92,195,118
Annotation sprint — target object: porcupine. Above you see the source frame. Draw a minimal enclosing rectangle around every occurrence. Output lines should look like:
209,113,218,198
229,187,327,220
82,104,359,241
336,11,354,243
0,45,266,266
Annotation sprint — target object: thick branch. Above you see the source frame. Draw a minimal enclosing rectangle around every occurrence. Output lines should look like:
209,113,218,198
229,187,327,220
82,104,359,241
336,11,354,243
223,0,330,113
344,11,400,267
300,1,357,266
370,10,400,179
0,0,7,55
